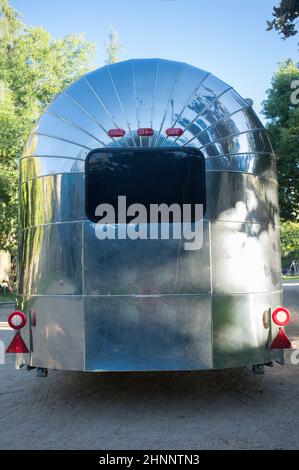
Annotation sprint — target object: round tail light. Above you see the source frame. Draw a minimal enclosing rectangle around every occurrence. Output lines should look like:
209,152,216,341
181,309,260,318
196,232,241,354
8,311,27,330
272,307,291,327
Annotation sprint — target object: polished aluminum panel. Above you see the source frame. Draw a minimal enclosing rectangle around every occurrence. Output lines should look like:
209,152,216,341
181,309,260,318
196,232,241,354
20,173,86,228
23,133,90,160
169,87,248,147
46,93,115,147
212,291,283,368
160,64,210,128
20,157,84,183
200,129,272,158
210,221,282,294
105,60,140,146
150,59,186,145
131,59,160,147
190,107,263,147
217,88,251,115
84,295,212,371
205,153,277,180
83,221,210,295
64,73,120,133
19,223,83,295
34,112,103,149
205,171,279,225
133,60,210,148
19,295,85,370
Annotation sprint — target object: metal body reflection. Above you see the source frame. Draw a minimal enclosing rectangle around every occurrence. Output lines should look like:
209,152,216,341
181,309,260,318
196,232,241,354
18,59,283,371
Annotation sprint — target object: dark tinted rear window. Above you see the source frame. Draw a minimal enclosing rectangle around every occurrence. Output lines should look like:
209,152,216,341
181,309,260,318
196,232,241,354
85,148,206,223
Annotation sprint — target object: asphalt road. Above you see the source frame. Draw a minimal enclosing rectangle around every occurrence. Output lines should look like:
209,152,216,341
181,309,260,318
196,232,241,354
0,283,298,450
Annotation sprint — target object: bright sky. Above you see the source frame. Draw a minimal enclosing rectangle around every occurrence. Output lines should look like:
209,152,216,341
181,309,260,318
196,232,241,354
10,0,299,119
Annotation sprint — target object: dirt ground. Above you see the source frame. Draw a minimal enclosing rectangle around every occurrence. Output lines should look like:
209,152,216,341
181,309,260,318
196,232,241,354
0,282,298,450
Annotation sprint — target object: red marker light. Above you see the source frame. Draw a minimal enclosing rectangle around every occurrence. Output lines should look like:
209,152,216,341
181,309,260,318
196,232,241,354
6,333,29,353
272,307,291,327
108,128,126,138
166,127,183,137
137,128,154,137
7,311,27,330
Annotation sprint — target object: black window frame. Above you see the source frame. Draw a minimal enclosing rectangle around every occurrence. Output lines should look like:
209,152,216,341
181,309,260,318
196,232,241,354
85,147,206,224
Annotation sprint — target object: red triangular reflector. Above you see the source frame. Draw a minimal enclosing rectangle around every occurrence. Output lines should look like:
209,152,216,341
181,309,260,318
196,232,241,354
270,328,292,349
6,333,29,353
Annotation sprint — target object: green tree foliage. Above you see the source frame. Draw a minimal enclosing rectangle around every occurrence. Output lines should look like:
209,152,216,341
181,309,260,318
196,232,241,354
280,220,299,257
280,221,299,268
267,0,299,44
0,82,24,251
104,26,123,64
262,59,299,221
0,0,96,255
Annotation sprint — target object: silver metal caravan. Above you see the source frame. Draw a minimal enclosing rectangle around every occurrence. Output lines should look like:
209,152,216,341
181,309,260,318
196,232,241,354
11,58,290,373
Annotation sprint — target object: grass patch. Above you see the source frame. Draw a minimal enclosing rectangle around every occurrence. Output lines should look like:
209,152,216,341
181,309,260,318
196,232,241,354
282,275,299,281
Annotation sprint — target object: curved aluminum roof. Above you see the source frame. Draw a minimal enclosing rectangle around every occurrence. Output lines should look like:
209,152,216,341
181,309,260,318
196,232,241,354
21,58,275,180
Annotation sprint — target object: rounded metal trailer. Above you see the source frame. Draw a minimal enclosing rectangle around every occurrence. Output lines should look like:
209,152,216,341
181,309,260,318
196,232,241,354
7,58,291,373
